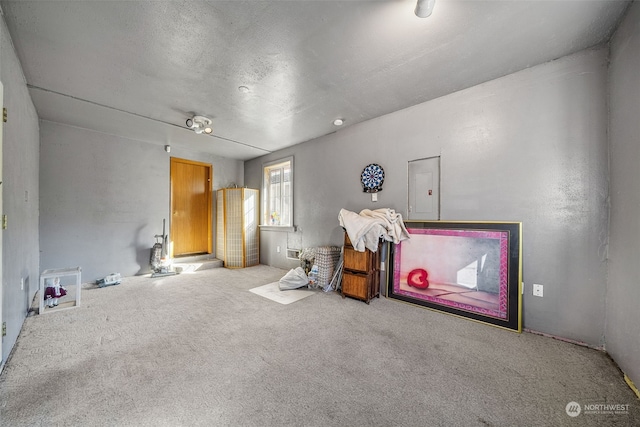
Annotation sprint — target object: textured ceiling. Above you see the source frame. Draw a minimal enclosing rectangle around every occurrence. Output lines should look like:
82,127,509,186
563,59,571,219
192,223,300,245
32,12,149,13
0,0,631,160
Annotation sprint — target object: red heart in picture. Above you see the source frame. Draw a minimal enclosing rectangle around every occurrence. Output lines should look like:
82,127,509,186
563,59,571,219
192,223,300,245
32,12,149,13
407,268,429,289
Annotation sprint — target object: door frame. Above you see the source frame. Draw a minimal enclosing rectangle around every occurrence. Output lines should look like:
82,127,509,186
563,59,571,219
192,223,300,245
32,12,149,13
0,82,4,369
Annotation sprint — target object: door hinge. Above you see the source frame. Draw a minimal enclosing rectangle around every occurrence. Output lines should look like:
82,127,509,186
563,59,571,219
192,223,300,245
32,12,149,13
2,322,6,337
2,215,6,230
3,108,6,123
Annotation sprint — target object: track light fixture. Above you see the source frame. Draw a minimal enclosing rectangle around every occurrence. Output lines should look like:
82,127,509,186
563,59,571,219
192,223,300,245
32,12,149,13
415,0,436,18
186,115,213,135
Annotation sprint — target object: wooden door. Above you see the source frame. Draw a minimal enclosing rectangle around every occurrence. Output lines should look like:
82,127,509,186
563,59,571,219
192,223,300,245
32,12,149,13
170,157,212,257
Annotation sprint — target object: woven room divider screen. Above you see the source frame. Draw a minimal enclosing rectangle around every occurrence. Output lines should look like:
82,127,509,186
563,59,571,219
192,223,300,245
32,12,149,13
216,188,260,268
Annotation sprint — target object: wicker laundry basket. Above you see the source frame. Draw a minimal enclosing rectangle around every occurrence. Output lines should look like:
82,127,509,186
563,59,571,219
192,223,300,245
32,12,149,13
314,246,342,290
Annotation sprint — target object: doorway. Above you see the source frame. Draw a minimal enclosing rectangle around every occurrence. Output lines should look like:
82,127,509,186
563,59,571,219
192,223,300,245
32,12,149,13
170,157,212,257
0,82,4,368
408,156,440,220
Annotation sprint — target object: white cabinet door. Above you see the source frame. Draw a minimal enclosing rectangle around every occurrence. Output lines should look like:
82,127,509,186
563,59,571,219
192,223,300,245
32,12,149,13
408,156,440,220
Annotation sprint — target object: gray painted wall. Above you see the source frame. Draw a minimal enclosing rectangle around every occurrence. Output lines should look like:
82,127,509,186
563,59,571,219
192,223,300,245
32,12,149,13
607,2,640,389
39,121,244,283
246,47,610,348
0,17,40,367
2,3,636,391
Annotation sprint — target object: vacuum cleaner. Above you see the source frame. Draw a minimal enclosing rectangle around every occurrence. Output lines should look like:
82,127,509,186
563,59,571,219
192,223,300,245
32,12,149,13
150,219,177,278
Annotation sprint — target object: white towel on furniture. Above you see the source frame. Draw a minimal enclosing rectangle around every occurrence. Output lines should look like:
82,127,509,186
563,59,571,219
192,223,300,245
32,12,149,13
359,208,410,244
338,208,410,252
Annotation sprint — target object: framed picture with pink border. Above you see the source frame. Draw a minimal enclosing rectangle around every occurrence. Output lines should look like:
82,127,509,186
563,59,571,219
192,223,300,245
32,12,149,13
388,221,522,332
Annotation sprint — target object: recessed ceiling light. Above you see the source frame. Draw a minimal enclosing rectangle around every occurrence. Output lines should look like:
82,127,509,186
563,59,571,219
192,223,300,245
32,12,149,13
333,118,344,126
238,86,250,93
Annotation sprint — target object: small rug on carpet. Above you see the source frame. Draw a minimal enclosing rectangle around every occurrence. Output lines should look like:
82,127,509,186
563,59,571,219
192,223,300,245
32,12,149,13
249,282,316,304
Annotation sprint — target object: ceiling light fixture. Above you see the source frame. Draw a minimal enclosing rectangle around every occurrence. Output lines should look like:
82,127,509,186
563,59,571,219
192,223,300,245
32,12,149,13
186,115,213,135
333,118,344,126
415,0,436,18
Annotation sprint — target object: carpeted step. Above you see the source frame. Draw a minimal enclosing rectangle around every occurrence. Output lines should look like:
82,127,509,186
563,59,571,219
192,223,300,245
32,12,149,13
172,255,223,273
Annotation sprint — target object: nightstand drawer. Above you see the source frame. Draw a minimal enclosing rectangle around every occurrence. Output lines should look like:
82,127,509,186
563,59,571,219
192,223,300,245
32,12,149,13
342,271,380,304
342,272,369,301
344,247,372,272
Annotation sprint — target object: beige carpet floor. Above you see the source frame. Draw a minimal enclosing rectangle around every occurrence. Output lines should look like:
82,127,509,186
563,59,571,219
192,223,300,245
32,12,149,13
249,281,316,305
1,265,638,426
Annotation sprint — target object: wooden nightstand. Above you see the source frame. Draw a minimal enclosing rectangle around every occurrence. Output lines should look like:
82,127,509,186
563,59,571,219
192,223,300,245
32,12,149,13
341,233,381,304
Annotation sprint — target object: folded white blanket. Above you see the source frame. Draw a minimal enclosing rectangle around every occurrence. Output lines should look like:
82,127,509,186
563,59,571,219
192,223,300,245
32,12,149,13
338,208,410,252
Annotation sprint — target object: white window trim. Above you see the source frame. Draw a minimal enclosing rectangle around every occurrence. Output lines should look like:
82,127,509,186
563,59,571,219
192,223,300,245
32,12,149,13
260,156,294,232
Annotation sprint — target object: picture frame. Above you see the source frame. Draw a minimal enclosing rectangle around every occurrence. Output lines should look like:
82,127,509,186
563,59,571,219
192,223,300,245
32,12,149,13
387,221,522,332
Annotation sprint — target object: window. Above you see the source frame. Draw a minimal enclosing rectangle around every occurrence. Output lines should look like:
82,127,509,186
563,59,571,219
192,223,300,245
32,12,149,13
262,157,293,228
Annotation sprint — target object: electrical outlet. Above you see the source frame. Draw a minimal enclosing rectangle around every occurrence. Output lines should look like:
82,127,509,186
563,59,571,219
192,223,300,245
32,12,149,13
276,246,281,253
533,283,544,297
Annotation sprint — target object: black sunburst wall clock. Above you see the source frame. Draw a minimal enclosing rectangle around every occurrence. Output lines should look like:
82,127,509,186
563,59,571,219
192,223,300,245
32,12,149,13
361,163,385,193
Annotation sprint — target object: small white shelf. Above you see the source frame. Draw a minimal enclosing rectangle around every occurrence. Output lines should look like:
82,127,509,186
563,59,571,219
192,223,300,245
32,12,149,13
39,267,82,315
